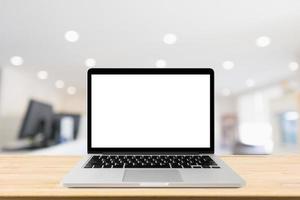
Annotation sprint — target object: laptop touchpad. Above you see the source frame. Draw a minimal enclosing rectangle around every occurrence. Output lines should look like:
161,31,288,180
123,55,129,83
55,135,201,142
123,169,183,182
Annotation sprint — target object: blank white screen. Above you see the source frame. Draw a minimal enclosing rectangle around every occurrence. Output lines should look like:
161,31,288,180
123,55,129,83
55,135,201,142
91,75,210,148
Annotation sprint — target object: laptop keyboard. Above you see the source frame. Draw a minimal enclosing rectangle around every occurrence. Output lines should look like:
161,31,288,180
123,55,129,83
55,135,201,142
84,155,220,168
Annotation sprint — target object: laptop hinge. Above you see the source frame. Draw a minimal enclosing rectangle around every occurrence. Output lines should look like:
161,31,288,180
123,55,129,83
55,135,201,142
94,151,212,155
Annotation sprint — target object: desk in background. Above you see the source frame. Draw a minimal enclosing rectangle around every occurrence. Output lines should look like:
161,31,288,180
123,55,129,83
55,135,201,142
0,156,300,200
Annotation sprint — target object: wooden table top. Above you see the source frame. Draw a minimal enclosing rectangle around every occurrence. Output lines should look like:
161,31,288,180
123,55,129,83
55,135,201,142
1,155,300,200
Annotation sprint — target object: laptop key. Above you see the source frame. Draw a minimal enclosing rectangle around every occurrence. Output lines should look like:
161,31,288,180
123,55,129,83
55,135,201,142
94,164,103,168
192,166,202,168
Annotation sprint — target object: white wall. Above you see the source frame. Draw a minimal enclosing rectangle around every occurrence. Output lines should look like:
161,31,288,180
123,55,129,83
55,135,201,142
236,86,285,153
215,95,238,154
0,68,62,117
0,69,2,115
59,91,86,114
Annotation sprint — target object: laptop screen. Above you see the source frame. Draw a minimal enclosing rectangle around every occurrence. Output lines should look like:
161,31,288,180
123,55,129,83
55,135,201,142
91,74,211,148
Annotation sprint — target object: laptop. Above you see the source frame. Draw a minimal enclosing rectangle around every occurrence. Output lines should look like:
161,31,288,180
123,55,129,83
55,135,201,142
62,68,245,187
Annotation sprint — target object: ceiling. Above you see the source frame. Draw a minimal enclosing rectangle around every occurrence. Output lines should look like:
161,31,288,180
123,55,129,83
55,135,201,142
0,0,300,95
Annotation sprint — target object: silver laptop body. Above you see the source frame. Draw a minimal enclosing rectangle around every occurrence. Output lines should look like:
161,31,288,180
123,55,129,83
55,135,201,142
63,68,245,187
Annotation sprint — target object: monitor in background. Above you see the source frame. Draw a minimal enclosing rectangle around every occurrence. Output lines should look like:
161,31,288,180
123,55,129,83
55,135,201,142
52,113,81,143
2,99,54,151
18,99,53,146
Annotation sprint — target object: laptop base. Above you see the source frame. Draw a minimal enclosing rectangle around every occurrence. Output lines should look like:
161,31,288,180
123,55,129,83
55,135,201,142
62,155,245,188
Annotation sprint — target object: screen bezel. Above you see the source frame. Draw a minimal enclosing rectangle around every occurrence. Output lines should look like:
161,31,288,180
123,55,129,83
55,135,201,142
87,68,214,154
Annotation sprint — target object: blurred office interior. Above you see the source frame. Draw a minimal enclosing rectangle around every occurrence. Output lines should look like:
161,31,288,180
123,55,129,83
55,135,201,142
0,0,299,155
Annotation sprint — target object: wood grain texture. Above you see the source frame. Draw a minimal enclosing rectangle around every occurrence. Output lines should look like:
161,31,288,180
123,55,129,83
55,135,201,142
0,155,300,200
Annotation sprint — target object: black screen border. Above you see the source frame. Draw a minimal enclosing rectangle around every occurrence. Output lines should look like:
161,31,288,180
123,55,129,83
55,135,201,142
87,68,214,154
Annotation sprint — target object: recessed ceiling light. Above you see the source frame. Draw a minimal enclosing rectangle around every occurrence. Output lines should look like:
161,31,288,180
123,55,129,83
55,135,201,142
222,61,235,70
64,30,79,42
222,88,231,96
67,86,77,95
156,59,167,68
256,36,271,47
55,80,65,89
85,58,96,67
10,56,24,66
289,62,299,71
37,70,48,80
246,79,255,87
163,33,177,45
